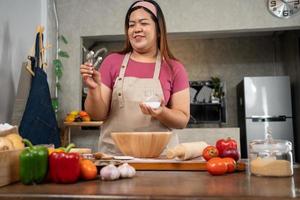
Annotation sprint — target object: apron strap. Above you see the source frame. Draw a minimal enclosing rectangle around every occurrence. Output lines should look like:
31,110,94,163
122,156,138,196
117,52,131,108
119,52,131,78
153,51,161,80
34,33,40,69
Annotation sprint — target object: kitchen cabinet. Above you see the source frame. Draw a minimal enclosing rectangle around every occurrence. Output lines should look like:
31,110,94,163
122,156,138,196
0,166,300,199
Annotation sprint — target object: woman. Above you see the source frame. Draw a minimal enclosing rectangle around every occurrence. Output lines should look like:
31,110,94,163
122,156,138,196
80,0,190,155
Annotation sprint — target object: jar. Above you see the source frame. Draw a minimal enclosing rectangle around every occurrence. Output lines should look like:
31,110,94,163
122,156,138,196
249,138,293,177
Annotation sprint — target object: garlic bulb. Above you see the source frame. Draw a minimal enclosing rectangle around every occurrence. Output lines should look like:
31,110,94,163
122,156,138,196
118,163,136,178
100,164,120,181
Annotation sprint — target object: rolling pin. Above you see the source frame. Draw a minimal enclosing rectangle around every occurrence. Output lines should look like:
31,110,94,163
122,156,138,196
166,141,208,160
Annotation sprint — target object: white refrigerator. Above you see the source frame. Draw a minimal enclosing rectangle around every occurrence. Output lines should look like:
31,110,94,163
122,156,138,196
237,76,294,158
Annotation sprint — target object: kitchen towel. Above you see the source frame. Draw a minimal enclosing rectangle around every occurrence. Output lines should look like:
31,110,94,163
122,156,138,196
196,86,212,103
190,88,197,103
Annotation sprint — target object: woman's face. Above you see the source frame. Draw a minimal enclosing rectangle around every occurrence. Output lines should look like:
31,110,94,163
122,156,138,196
128,8,157,53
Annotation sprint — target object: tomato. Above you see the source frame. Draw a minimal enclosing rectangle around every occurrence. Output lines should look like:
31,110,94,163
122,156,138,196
215,137,237,155
79,111,89,118
80,159,98,180
221,148,240,161
222,157,236,173
202,146,219,161
206,157,228,175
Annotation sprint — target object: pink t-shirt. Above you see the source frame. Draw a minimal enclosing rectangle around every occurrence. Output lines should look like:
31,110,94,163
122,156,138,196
99,53,189,104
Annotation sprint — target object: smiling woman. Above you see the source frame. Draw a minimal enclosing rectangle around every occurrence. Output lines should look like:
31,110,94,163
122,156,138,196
80,0,190,155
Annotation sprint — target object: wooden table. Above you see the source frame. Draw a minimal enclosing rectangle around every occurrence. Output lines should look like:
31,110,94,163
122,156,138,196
0,166,300,199
62,121,103,146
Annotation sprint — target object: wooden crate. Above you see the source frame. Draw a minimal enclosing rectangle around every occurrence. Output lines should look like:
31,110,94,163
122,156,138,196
0,126,21,187
0,149,21,187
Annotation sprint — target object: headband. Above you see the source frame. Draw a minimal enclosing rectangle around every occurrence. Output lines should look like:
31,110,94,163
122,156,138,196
132,1,157,17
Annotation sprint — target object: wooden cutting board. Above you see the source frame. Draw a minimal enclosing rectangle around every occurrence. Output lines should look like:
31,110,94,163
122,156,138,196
94,157,246,171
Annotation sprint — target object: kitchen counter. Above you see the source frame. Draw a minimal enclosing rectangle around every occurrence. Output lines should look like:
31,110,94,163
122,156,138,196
0,166,300,200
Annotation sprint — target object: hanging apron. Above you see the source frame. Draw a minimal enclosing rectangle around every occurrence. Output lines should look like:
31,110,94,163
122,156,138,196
99,52,178,155
19,33,61,147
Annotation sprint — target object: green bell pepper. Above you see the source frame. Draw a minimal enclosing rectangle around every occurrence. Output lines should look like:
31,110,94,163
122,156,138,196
19,139,48,184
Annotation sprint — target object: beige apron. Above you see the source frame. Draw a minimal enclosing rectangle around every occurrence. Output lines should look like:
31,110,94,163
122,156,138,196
98,52,178,155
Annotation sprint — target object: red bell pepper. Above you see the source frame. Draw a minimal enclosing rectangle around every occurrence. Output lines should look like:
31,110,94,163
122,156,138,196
49,143,80,183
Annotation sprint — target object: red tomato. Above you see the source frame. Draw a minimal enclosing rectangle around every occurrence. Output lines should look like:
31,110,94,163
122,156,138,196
206,157,228,175
221,148,240,161
202,146,219,161
222,157,236,173
215,137,237,155
79,111,89,117
80,159,98,180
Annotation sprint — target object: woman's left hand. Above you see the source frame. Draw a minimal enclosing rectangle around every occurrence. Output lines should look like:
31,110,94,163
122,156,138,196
139,99,164,117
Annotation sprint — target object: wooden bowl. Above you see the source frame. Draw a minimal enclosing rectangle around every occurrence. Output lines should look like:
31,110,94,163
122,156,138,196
111,132,172,158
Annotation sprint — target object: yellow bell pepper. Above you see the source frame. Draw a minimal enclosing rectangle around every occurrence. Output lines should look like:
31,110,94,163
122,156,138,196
48,148,64,155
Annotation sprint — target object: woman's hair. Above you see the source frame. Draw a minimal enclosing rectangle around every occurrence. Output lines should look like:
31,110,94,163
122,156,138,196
118,0,178,67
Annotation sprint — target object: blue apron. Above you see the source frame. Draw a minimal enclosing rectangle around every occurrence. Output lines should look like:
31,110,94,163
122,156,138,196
19,33,61,147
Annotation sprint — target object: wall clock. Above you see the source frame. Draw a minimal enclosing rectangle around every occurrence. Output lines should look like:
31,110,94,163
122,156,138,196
268,0,300,18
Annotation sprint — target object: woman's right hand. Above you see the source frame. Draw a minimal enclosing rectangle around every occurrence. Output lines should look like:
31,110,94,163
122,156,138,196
80,63,101,89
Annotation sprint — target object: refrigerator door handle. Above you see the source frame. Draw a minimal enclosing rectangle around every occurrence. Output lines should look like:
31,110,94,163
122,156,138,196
251,115,287,122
